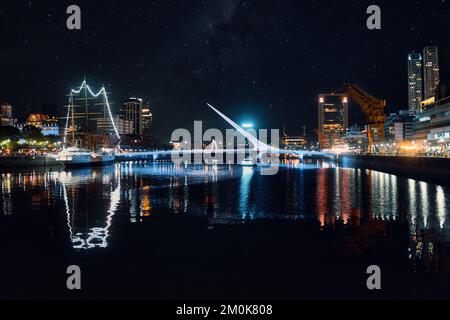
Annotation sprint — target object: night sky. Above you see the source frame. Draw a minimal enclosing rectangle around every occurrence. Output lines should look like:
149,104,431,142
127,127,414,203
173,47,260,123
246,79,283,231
0,0,449,141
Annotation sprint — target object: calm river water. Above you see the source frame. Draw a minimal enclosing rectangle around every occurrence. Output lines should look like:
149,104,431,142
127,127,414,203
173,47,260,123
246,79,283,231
0,160,449,299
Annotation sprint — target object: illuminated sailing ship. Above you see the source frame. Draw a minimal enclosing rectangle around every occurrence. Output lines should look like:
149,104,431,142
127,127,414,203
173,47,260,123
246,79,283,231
57,80,121,167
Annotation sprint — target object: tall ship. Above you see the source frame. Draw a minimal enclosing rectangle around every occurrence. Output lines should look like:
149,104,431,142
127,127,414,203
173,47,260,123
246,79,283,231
57,80,121,167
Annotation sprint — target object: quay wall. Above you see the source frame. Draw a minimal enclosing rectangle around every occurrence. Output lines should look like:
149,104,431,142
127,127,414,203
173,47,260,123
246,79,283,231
339,155,450,186
0,155,62,168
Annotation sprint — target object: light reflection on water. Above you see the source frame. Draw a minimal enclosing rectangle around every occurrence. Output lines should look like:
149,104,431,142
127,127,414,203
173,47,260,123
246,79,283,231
0,160,449,271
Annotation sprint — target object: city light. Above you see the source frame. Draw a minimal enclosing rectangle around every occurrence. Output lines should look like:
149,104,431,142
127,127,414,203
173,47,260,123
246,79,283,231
0,2,450,303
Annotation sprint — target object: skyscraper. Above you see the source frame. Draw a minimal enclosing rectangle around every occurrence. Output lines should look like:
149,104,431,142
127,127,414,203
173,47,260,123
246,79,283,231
142,101,153,136
407,53,423,115
318,94,348,149
120,98,143,135
423,46,440,100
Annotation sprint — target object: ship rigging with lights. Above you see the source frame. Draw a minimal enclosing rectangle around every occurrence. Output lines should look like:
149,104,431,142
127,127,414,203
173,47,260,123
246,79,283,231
57,80,121,167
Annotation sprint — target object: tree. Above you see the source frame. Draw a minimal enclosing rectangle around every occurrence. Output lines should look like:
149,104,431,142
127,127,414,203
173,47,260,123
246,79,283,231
21,125,43,140
0,126,23,142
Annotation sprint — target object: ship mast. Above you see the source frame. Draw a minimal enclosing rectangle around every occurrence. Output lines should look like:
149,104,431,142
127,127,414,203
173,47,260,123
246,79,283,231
71,92,75,146
63,80,120,151
103,89,108,149
84,79,89,134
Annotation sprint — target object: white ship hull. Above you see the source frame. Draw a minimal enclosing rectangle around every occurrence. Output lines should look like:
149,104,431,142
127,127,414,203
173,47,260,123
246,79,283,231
57,148,115,168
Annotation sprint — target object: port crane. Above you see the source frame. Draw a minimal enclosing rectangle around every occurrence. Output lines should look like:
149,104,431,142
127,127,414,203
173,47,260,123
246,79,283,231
341,84,387,152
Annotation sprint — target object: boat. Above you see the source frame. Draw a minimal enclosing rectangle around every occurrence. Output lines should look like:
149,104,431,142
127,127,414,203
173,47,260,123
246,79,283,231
57,147,115,167
57,80,120,168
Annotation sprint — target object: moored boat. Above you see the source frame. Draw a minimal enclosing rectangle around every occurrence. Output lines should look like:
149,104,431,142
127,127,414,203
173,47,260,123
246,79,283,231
58,79,121,168
57,147,115,167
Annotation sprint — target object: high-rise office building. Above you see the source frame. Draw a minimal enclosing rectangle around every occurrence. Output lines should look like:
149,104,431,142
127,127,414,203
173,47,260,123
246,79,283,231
423,46,440,100
142,101,153,136
96,118,114,134
120,98,143,135
407,53,423,115
318,94,348,149
113,116,134,135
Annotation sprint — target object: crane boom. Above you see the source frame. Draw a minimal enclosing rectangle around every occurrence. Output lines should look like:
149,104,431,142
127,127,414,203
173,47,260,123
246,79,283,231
341,84,387,152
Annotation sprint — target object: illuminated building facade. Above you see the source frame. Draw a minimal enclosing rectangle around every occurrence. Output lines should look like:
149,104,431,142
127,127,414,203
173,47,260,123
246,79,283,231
420,97,436,112
120,98,143,135
281,136,307,150
0,103,13,126
423,46,440,100
281,126,307,150
392,110,414,142
113,116,134,135
318,93,348,149
407,53,423,115
343,125,368,153
26,114,60,136
142,102,153,136
384,113,398,142
415,96,450,149
96,118,115,134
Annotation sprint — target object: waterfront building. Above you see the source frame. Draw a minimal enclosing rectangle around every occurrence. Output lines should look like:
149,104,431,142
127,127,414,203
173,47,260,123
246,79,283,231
281,136,307,150
0,103,13,126
113,115,134,135
142,101,153,136
414,96,450,151
281,126,307,150
423,46,440,100
407,53,423,115
26,114,60,136
96,118,115,134
281,132,307,151
318,93,348,149
394,110,414,142
41,121,60,136
384,113,398,142
120,98,143,135
343,125,368,154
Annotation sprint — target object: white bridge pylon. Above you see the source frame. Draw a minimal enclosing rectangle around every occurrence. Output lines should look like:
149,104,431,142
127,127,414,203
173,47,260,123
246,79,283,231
206,103,278,153
205,103,334,159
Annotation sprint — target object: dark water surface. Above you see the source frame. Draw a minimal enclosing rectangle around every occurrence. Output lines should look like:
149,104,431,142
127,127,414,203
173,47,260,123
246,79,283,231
1,160,449,299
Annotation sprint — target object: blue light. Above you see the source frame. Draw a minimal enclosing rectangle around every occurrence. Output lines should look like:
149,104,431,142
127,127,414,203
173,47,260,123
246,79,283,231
242,122,253,129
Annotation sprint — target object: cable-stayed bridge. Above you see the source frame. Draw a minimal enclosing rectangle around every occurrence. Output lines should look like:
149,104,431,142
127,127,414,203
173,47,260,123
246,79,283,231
118,103,335,162
61,80,334,162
